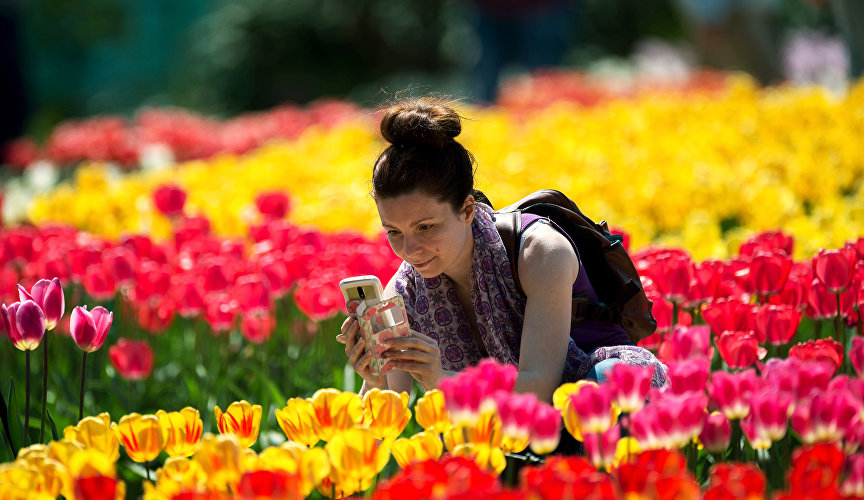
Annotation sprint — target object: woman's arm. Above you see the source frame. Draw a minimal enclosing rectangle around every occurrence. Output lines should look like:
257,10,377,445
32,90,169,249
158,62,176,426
515,222,580,403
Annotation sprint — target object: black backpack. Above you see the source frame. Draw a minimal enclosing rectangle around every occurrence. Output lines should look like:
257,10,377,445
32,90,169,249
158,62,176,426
492,189,656,344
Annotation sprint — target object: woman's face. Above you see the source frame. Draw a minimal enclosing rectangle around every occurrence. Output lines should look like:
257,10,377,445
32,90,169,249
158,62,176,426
376,191,475,279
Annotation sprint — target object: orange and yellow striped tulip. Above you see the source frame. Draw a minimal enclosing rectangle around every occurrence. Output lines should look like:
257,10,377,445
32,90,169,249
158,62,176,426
451,443,507,475
309,389,363,442
274,398,321,447
325,428,391,488
112,413,165,463
414,389,451,434
214,400,263,448
391,432,444,468
156,407,203,457
256,442,330,497
361,388,411,441
63,413,120,462
193,433,243,493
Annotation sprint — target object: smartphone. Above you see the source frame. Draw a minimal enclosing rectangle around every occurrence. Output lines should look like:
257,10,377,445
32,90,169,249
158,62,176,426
338,275,385,315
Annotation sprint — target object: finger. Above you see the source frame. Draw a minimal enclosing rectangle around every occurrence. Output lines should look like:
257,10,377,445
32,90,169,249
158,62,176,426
408,330,436,343
343,322,361,354
348,338,366,365
383,349,437,363
388,360,431,373
386,337,439,353
340,316,357,334
336,333,347,344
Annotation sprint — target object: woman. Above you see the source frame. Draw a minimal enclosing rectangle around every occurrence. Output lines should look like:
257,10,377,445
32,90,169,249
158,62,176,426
338,97,665,403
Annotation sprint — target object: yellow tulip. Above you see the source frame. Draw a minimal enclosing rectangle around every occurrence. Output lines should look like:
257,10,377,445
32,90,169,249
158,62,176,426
145,457,206,500
500,434,530,454
156,407,203,457
414,389,451,434
256,443,330,497
325,428,391,489
553,380,604,441
361,388,411,440
615,436,642,467
451,443,507,475
193,433,243,493
112,413,165,463
309,389,363,442
274,397,321,447
66,447,117,478
0,463,49,500
46,438,85,467
214,400,263,448
63,412,120,462
391,431,444,468
316,468,371,499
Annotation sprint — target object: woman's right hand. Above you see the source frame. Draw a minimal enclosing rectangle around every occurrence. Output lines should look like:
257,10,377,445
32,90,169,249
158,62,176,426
337,315,388,389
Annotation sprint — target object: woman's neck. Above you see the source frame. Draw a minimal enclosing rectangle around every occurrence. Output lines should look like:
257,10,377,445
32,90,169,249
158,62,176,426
443,227,474,292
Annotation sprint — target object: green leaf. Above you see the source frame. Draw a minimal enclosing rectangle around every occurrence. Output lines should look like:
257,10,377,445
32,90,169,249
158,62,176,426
0,382,13,454
0,423,13,462
47,409,60,441
5,380,25,455
248,364,286,408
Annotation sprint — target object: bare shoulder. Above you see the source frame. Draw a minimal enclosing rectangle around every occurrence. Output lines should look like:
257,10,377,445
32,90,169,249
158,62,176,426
518,223,579,292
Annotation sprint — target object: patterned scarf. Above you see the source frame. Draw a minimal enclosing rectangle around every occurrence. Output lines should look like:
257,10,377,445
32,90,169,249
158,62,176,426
393,203,667,386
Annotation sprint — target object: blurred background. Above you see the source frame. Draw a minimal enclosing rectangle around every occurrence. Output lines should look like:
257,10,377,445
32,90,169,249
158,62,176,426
1,0,860,148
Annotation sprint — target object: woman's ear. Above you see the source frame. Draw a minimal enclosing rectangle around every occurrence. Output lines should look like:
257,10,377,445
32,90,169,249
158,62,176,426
462,194,476,224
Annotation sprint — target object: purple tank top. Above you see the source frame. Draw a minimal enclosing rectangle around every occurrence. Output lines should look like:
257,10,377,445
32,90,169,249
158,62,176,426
520,213,632,352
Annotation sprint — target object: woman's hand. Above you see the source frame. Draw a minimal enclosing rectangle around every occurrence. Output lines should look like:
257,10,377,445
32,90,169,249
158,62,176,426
337,316,387,389
382,330,443,391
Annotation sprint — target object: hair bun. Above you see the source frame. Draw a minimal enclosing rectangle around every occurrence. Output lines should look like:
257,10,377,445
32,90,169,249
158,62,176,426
380,97,462,149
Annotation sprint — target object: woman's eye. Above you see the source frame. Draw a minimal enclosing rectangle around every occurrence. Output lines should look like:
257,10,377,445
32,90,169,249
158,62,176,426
419,225,433,231
386,230,401,237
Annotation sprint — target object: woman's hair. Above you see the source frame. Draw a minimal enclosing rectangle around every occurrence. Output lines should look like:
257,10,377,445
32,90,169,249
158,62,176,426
372,96,491,211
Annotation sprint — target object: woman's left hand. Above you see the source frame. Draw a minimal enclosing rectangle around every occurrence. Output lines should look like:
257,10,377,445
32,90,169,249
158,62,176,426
382,330,443,391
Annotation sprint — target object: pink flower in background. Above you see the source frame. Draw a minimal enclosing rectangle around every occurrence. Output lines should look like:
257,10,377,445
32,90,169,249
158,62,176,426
851,337,864,378
607,362,653,413
584,424,620,470
108,338,154,380
70,306,113,352
530,403,561,455
658,325,713,362
699,411,731,453
666,359,710,397
740,390,792,450
708,369,761,420
494,392,537,441
569,383,615,434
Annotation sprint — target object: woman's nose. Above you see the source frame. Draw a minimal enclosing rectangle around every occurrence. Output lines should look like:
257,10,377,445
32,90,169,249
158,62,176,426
403,234,423,258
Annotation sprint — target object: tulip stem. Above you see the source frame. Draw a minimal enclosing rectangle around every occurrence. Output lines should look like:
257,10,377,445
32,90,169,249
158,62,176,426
146,461,151,481
41,333,48,442
25,350,31,445
835,293,846,373
79,351,88,422
672,302,679,328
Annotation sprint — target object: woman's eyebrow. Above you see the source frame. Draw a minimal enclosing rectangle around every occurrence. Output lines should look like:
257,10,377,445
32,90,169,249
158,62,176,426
381,217,435,228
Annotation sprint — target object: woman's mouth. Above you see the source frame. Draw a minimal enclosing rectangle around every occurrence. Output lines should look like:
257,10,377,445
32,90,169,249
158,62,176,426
413,257,434,268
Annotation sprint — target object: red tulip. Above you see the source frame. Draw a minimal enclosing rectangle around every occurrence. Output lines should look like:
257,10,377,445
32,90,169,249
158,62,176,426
787,444,844,496
686,260,723,306
789,338,843,375
705,463,766,500
768,272,810,309
205,294,238,335
170,275,205,318
74,475,118,500
82,263,117,301
203,258,233,293
102,246,136,286
739,230,794,257
136,301,175,335
813,246,856,293
70,306,113,352
653,251,694,304
294,279,343,322
806,278,855,320
235,274,271,314
153,183,187,217
698,411,731,453
708,369,761,420
748,250,792,296
2,300,46,351
240,313,275,344
254,191,291,220
67,245,101,283
702,298,754,336
17,277,65,331
134,260,172,303
237,469,300,499
754,304,801,345
109,338,154,380
715,331,766,369
851,337,864,378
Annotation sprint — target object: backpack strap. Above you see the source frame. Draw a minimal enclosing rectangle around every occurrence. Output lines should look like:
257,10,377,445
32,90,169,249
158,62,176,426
493,211,524,295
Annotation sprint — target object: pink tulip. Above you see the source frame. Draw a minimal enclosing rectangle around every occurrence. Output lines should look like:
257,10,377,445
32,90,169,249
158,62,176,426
754,304,802,345
740,390,791,450
791,404,817,444
708,369,761,420
845,421,864,455
631,394,706,450
70,306,113,352
666,359,710,397
699,411,731,453
851,337,864,378
584,425,620,470
841,454,864,498
438,376,484,426
569,383,614,434
2,301,46,351
809,390,861,443
761,357,833,404
607,363,653,413
530,403,561,455
658,325,713,363
813,246,856,293
17,277,64,331
474,358,518,395
495,392,537,441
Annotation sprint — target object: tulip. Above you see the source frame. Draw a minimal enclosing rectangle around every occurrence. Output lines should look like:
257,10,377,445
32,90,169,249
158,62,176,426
708,369,761,420
852,337,864,378
255,191,291,220
240,312,276,343
205,294,238,334
391,432,444,468
450,442,507,476
686,259,723,306
841,454,864,498
813,247,856,293
214,400,263,448
768,272,809,309
414,389,451,434
2,299,46,443
715,330,766,369
702,298,753,336
108,338,154,380
361,388,411,441
293,279,344,322
754,304,801,346
666,359,710,397
706,463,767,500
530,402,561,455
113,413,164,465
156,408,203,458
82,263,116,301
658,325,713,363
739,230,794,258
18,278,64,331
437,376,485,427
236,274,272,314
748,250,792,298
607,362,653,413
740,391,791,450
63,413,120,462
236,469,302,500
193,433,243,493
787,444,845,495
568,382,616,435
583,425,620,471
256,443,330,498
789,338,843,375
75,476,120,500
761,357,833,404
71,305,113,420
309,389,363,442
652,251,694,305
806,278,855,320
275,398,322,447
493,392,537,446
699,411,731,453
808,390,861,443
326,428,391,489
153,183,187,217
